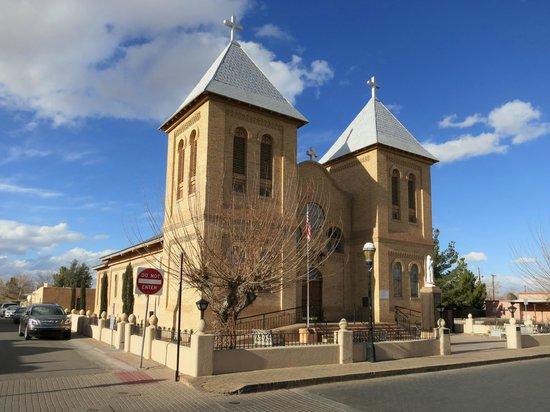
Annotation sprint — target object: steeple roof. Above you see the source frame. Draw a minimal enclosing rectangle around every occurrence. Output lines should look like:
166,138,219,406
319,97,438,164
161,41,308,129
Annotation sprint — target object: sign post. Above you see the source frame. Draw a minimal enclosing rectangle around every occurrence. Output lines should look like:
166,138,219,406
135,267,164,368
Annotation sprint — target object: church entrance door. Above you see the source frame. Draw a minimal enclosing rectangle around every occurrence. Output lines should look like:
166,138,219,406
302,270,323,321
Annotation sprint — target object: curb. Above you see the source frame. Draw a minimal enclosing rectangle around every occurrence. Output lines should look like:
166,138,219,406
191,352,550,395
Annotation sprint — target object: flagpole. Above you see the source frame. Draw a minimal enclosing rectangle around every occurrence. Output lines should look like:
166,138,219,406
306,206,310,329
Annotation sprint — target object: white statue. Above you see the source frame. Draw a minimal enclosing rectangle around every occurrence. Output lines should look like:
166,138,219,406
425,255,435,286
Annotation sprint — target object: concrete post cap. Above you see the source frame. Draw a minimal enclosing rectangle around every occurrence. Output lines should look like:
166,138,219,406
100,311,107,320
121,313,128,322
196,319,206,334
437,318,446,328
85,310,92,317
71,309,77,314
128,314,136,324
339,318,348,330
467,314,473,319
148,314,158,327
509,317,517,325
64,308,70,314
79,309,85,316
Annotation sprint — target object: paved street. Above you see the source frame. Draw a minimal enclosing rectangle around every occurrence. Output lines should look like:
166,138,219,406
1,318,549,411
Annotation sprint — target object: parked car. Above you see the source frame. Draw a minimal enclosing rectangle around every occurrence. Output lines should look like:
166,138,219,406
4,306,19,318
18,304,71,340
12,307,27,324
0,303,18,317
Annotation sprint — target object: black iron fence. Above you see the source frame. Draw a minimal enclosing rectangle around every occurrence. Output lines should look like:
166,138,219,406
353,327,422,343
89,316,98,326
154,327,192,347
214,329,336,350
130,323,143,337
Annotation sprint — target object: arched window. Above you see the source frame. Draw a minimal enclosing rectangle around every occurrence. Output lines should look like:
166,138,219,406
391,169,400,220
408,173,417,223
306,203,325,233
176,140,184,199
259,134,273,197
326,227,343,253
410,264,419,297
392,261,403,297
232,127,247,193
114,274,118,297
188,130,197,194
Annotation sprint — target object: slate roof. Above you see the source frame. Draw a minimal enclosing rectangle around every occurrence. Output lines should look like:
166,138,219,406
161,41,308,128
319,97,438,164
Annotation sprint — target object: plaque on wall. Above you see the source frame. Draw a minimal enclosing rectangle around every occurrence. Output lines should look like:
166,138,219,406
380,290,389,300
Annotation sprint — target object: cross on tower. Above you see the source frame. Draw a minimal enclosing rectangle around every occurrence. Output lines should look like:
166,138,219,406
306,147,318,161
223,15,243,42
367,76,380,99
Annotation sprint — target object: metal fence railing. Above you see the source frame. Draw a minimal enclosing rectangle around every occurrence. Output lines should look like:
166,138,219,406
353,327,422,343
89,316,98,326
130,323,143,337
154,327,192,347
214,329,336,350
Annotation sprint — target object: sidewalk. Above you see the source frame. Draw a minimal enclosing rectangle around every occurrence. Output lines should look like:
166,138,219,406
183,344,550,394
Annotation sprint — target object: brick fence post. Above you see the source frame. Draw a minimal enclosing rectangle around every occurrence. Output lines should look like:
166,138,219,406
144,314,157,359
505,318,522,349
98,311,107,341
464,313,474,334
337,318,353,364
125,314,135,353
438,319,451,355
117,313,128,350
189,320,214,377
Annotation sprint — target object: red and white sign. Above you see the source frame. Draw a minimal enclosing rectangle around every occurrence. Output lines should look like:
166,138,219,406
135,267,164,296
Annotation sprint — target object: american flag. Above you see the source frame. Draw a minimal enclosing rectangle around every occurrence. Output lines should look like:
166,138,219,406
305,208,312,241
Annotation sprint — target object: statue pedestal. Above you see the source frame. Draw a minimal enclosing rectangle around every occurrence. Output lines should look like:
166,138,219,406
420,285,441,333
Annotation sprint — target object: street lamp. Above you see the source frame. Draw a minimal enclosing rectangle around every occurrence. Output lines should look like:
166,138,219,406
196,298,209,320
507,304,517,319
363,241,376,363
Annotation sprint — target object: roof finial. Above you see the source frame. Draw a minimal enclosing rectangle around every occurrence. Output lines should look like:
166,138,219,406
367,76,380,100
306,147,318,161
223,15,243,42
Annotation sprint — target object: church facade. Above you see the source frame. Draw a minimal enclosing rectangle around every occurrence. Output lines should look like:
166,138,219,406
93,31,438,330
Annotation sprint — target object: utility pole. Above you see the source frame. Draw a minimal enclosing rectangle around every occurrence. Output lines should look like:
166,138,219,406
491,274,496,301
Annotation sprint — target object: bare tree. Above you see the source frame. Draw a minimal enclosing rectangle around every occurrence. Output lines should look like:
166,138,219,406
136,173,340,332
512,229,550,292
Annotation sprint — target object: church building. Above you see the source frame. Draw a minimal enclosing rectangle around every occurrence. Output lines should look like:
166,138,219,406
93,18,438,331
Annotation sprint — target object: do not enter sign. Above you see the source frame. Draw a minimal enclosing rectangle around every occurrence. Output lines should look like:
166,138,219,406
135,267,164,296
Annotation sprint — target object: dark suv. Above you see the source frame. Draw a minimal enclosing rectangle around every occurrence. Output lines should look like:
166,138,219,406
19,304,71,340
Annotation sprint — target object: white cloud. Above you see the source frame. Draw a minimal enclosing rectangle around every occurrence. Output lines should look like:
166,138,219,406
255,23,293,40
386,103,402,114
0,146,52,164
424,133,507,163
426,100,549,163
0,1,332,125
93,234,110,241
438,113,485,129
463,251,487,262
241,43,334,104
48,247,113,266
0,182,61,198
0,220,84,254
487,100,550,144
512,256,537,264
0,247,113,279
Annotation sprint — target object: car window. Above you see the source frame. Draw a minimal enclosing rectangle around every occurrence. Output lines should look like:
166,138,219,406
31,306,65,316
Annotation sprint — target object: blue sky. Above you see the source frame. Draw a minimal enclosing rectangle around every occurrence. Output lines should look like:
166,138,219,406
0,0,548,294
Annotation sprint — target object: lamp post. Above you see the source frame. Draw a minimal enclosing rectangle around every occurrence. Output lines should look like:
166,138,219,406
196,298,209,320
507,304,517,319
363,242,376,363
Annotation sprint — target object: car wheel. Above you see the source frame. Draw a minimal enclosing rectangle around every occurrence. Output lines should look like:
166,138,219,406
18,323,24,337
63,331,71,340
24,326,31,340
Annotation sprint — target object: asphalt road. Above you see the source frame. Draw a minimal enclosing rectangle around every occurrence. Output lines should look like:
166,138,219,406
1,317,549,411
